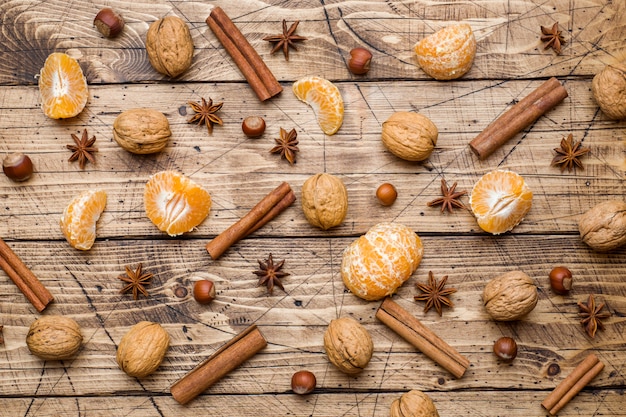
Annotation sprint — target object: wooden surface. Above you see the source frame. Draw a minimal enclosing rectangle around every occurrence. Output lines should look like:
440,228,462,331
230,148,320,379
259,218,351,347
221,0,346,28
0,0,624,416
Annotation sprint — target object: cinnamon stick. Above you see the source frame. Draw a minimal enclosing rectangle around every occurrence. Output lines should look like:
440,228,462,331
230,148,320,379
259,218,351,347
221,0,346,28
0,238,53,312
206,182,295,259
541,353,604,415
170,324,267,404
207,7,282,101
376,297,469,379
469,77,568,160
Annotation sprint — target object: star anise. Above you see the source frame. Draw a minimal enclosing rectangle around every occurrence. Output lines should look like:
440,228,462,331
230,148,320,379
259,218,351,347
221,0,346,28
414,271,457,316
426,178,467,213
540,22,566,54
551,133,590,172
253,253,289,295
578,294,611,338
270,127,299,165
67,129,97,169
263,20,307,61
188,97,223,135
119,263,153,300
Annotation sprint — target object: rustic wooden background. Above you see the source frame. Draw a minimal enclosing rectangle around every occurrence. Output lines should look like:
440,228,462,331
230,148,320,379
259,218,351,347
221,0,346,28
0,0,624,415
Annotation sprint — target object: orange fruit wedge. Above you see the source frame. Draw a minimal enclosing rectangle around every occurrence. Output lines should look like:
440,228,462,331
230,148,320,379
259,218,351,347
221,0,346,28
469,170,533,235
292,76,344,135
60,189,107,250
414,23,476,80
38,52,89,119
144,171,211,236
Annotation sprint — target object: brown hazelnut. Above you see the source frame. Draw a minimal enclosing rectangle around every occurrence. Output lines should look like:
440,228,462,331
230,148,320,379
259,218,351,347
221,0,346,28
193,279,215,304
348,48,372,75
94,8,125,38
549,266,573,295
3,153,33,182
493,337,517,362
376,183,397,206
291,370,316,395
242,116,266,138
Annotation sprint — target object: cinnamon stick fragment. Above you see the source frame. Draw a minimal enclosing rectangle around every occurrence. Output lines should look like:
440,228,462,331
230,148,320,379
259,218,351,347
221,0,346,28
207,7,282,101
469,77,568,160
171,324,267,405
376,297,469,379
0,238,53,312
541,353,604,415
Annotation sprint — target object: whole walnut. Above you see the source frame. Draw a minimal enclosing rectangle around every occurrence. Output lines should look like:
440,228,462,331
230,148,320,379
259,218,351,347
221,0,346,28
390,390,440,417
483,271,538,321
146,16,194,77
323,317,373,374
578,200,626,251
116,321,170,378
113,108,171,154
26,315,83,360
591,63,626,120
301,173,348,230
381,112,438,161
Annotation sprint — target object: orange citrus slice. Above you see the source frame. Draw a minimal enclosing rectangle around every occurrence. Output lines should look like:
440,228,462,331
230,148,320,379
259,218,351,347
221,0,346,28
60,189,107,250
38,52,89,119
292,76,344,135
414,23,476,80
469,170,533,235
144,171,211,236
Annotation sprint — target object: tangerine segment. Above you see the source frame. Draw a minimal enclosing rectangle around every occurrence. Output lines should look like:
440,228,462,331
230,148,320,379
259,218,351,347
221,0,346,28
292,76,344,135
414,23,476,80
341,222,423,301
60,189,107,251
144,171,211,236
469,170,533,235
38,52,89,119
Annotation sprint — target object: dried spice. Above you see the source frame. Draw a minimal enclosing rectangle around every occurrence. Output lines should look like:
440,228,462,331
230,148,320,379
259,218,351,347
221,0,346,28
578,294,611,338
551,133,590,172
427,178,467,213
263,20,307,61
270,127,299,165
253,253,289,294
67,129,97,169
188,97,223,135
540,23,565,54
119,263,153,300
414,271,457,316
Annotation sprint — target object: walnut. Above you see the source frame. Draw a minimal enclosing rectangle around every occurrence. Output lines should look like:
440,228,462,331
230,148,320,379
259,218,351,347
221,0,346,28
301,173,348,230
116,321,170,378
323,317,373,374
483,271,538,321
390,390,440,417
146,16,194,77
591,63,626,120
578,200,626,252
381,112,438,161
26,315,82,360
113,108,171,154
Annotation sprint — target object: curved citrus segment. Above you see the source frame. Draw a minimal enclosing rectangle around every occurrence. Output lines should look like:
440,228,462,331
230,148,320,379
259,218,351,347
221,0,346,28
60,189,107,250
38,52,89,119
414,23,476,80
144,171,211,236
469,170,533,235
292,76,344,135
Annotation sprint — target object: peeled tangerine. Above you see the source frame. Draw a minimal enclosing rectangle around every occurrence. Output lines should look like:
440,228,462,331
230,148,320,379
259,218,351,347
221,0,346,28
341,223,423,301
60,189,107,250
414,23,476,81
293,76,344,135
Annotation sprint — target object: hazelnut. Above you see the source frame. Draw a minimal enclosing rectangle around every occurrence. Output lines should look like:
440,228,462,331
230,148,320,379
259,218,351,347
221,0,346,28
193,279,216,304
348,47,372,75
94,8,125,38
549,266,573,295
493,337,518,362
242,116,266,138
376,183,397,206
291,370,316,395
3,153,33,182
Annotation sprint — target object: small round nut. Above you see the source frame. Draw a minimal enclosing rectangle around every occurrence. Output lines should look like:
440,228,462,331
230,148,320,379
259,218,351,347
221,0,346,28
3,153,33,182
193,279,216,304
323,317,373,374
301,173,348,230
578,200,626,251
242,116,266,138
382,112,438,161
591,63,626,120
113,108,171,154
390,390,440,417
26,315,83,360
116,321,169,378
291,370,316,395
549,266,573,295
493,337,518,362
348,47,372,75
376,183,397,206
482,271,538,321
94,7,125,38
146,16,194,77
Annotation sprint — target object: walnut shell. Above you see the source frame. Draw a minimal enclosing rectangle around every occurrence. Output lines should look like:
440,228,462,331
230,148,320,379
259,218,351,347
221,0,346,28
113,108,171,154
591,63,626,120
483,271,538,321
323,317,373,374
301,173,348,230
578,200,626,251
146,16,194,77
26,315,82,360
390,390,440,417
381,112,438,161
116,321,170,378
